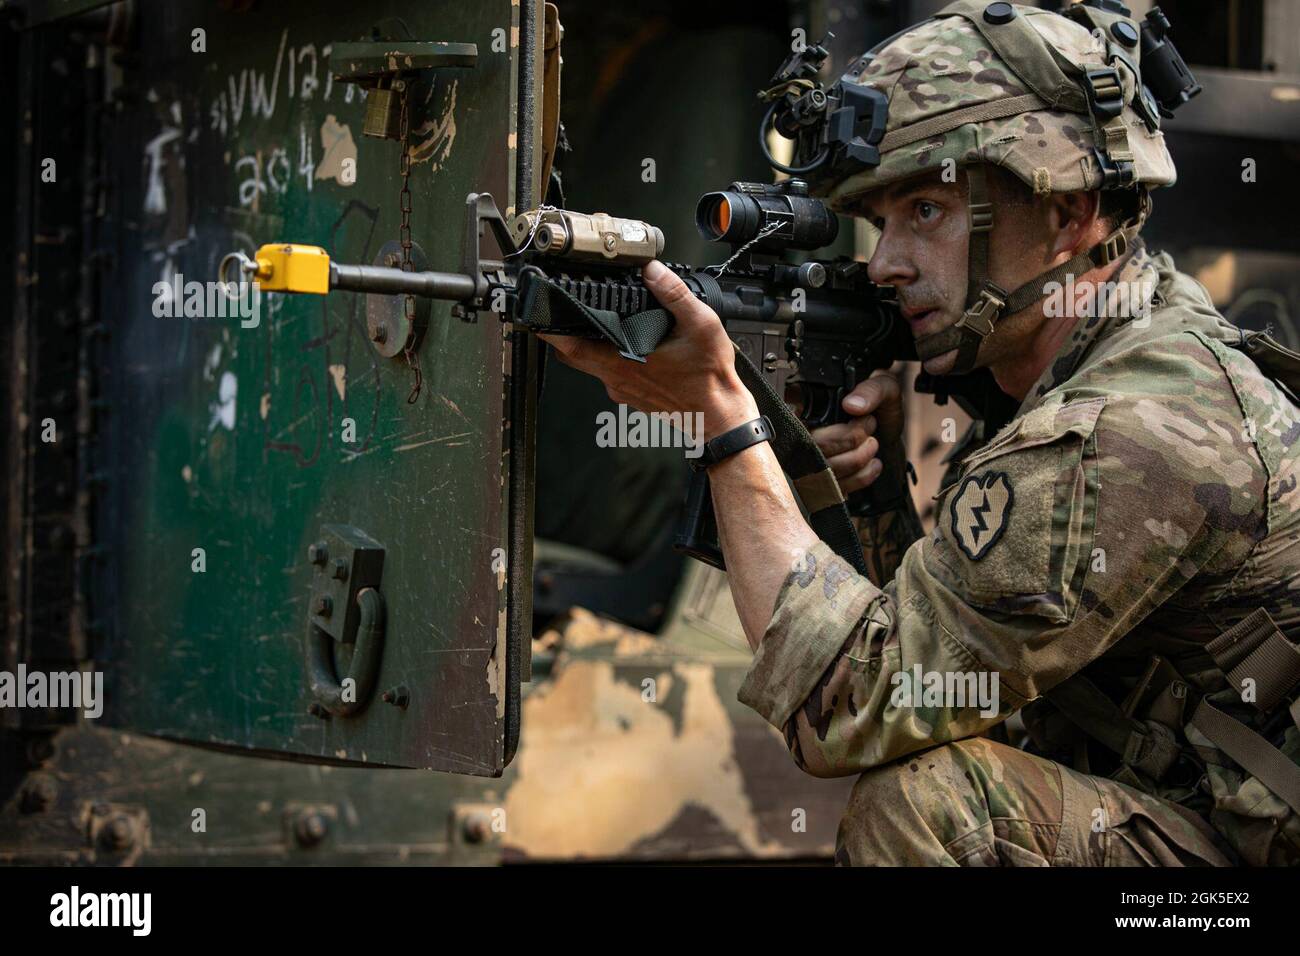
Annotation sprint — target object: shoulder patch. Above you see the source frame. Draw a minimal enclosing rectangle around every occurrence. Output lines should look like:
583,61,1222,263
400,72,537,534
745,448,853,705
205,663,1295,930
950,471,1013,560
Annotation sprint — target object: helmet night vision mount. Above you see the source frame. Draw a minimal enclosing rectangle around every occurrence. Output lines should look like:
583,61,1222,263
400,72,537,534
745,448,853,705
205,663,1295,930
758,32,888,178
759,0,1201,185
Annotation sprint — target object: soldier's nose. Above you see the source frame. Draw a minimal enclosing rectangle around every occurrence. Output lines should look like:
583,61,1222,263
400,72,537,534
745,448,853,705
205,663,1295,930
867,238,918,287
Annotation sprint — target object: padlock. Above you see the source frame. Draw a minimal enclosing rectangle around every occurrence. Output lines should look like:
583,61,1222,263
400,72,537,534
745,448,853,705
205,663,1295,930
363,85,402,140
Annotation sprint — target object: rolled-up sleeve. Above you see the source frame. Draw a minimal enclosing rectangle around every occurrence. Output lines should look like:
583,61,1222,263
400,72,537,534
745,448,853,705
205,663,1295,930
735,390,1260,778
738,537,1018,777
738,541,883,729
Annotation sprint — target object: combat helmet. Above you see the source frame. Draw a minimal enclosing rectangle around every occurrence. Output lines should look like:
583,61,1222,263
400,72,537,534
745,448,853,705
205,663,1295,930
759,0,1201,374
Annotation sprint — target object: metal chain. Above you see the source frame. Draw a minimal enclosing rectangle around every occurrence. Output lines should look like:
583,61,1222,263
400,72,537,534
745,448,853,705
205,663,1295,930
397,81,423,404
705,220,784,277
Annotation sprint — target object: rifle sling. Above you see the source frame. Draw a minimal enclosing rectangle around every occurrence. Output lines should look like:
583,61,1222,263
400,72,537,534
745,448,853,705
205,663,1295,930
1190,699,1300,817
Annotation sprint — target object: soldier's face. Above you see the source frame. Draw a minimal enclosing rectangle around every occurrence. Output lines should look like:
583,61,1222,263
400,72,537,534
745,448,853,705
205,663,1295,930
854,169,1050,376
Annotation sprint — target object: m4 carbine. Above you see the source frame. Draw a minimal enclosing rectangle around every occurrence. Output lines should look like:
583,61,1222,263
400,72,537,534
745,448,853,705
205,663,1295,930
221,179,918,575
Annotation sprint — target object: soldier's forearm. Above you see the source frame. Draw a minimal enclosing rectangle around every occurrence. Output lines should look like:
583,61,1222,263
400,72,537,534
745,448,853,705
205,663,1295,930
707,440,820,652
708,431,920,648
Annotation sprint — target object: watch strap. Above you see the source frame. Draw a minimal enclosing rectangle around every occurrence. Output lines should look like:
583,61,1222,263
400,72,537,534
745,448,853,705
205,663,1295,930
690,416,773,472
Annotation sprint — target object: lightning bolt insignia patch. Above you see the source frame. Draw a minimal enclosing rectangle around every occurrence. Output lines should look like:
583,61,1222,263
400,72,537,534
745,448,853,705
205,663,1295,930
950,471,1014,561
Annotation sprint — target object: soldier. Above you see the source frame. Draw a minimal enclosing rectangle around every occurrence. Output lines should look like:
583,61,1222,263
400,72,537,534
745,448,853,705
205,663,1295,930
540,0,1300,866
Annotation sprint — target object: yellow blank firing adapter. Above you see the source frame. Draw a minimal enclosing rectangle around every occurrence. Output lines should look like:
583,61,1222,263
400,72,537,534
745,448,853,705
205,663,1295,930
219,244,331,294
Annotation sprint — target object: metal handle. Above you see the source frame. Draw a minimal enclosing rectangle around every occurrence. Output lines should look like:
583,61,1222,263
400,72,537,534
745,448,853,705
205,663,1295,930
305,586,385,717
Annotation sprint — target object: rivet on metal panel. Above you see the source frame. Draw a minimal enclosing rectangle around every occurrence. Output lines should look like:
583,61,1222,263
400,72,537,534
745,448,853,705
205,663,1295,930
293,811,329,848
100,815,135,852
381,685,410,709
19,775,57,813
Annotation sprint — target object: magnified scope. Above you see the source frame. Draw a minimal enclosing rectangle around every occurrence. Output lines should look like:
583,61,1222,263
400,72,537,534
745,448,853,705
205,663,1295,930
696,180,839,252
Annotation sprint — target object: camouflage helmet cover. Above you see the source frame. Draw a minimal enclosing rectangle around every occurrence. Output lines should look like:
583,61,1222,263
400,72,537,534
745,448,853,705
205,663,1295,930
812,0,1177,213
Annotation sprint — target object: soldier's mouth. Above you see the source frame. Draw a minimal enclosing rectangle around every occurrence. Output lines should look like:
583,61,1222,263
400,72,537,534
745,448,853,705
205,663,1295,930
904,307,940,331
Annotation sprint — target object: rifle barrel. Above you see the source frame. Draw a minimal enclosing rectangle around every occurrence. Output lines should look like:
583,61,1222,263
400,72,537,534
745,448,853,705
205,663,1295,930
330,262,479,301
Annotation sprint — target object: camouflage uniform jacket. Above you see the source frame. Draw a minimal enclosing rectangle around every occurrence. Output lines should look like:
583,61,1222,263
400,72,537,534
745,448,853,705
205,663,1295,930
738,243,1300,861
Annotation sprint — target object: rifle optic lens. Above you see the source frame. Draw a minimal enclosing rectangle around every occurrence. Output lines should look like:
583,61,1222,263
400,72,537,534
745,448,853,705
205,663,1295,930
716,198,731,236
696,187,837,251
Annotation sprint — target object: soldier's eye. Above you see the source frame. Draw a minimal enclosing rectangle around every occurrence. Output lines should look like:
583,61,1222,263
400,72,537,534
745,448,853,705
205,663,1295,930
915,200,940,223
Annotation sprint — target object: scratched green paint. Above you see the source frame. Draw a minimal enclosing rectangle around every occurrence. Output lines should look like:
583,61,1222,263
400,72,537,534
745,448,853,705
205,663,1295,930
104,0,527,773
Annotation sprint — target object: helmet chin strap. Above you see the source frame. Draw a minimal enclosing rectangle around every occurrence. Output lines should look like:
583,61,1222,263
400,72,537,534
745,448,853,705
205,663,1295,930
913,165,1148,377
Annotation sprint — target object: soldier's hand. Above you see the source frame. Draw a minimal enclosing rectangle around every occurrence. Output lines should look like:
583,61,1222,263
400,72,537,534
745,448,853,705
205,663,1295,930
812,369,904,494
538,260,760,443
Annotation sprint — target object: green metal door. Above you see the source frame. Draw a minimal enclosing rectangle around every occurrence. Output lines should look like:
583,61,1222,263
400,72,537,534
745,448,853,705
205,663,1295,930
97,0,542,773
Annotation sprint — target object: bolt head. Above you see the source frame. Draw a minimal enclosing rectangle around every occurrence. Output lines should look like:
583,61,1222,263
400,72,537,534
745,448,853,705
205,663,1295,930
371,324,388,344
19,776,57,813
294,811,329,847
382,686,410,709
100,815,135,851
308,541,328,565
462,812,491,844
331,557,349,580
313,595,333,617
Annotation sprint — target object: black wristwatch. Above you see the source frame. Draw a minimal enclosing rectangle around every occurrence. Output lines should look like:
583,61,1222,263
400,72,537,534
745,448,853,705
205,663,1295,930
689,416,773,472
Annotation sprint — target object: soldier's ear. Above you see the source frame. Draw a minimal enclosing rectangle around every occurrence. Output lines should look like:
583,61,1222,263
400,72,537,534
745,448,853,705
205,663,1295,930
1047,190,1101,259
